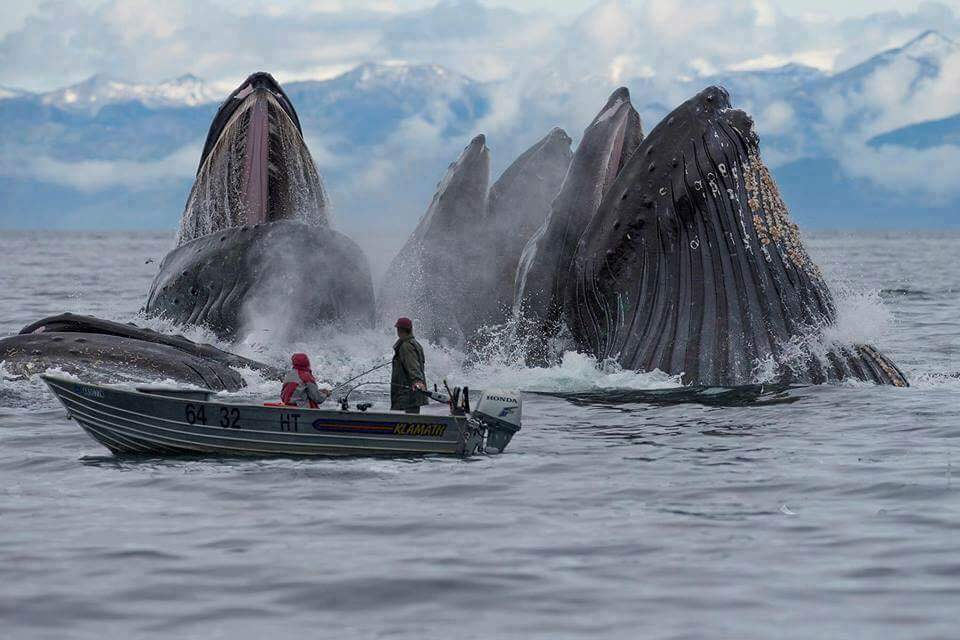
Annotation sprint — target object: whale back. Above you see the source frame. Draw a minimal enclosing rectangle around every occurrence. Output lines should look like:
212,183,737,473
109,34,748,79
2,313,282,390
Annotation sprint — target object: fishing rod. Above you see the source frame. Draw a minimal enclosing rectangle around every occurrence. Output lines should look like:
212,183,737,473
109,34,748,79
337,380,468,412
328,360,391,396
339,381,442,404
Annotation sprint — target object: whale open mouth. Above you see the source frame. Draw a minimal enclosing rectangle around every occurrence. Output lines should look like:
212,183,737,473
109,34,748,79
197,72,301,172
596,87,637,198
177,72,329,245
564,85,909,387
144,72,373,340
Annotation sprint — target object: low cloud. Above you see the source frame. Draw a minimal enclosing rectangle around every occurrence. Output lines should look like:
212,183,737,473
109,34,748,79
839,139,960,201
19,143,200,192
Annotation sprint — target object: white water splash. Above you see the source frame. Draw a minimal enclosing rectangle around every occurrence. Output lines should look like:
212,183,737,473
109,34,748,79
825,283,896,346
11,267,942,405
127,310,684,400
749,280,904,385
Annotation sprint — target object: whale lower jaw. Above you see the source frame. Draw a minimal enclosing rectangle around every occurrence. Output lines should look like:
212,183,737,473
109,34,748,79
146,221,375,341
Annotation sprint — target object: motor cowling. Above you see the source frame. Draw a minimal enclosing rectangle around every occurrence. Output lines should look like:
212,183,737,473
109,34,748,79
472,389,522,453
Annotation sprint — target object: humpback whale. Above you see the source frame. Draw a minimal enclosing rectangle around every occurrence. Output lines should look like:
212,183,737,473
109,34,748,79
0,75,909,391
380,129,572,346
0,314,279,391
379,133,491,345
391,86,906,387
0,73,373,390
146,72,374,339
514,87,643,361
564,87,908,386
484,128,573,334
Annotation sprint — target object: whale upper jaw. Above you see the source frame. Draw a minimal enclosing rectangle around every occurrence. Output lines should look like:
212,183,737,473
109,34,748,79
177,72,329,245
376,133,491,345
197,72,301,173
418,133,490,236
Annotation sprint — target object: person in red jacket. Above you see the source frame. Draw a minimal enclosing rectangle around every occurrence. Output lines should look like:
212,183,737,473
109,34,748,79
280,353,330,408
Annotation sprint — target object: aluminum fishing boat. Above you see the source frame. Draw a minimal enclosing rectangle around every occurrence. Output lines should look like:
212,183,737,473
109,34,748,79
41,374,521,458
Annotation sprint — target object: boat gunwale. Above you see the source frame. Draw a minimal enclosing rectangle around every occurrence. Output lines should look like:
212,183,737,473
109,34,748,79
42,374,469,444
65,403,457,456
43,374,460,419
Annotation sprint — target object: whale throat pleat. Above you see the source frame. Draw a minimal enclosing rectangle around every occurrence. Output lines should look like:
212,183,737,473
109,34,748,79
567,86,908,387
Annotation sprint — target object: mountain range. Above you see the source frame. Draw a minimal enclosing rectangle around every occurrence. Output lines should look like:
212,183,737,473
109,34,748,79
0,30,957,240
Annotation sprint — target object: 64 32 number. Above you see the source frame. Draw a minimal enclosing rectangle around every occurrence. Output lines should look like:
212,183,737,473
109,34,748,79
185,404,241,429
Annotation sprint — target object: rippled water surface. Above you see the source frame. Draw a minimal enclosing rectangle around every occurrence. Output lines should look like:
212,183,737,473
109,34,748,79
1,231,958,639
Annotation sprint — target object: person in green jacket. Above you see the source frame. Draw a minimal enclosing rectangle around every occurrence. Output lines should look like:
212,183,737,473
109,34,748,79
391,317,428,413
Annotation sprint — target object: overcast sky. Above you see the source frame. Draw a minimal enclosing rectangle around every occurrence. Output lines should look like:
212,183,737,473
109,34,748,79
490,0,959,17
2,0,959,91
5,0,954,19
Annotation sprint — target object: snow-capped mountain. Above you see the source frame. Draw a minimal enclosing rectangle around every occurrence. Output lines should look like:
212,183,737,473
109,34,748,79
321,62,475,95
835,29,958,82
285,63,488,147
812,29,958,103
796,30,959,136
38,73,222,113
0,31,957,231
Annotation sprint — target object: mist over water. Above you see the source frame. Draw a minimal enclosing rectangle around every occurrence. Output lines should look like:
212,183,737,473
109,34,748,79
1,229,958,638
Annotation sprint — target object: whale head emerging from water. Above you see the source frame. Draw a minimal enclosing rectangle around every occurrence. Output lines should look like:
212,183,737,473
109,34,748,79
0,72,371,390
513,87,644,362
145,72,374,340
567,86,907,386
379,129,572,347
177,72,327,241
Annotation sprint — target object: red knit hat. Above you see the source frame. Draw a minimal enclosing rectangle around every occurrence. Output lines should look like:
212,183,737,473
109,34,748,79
291,353,311,369
394,317,413,330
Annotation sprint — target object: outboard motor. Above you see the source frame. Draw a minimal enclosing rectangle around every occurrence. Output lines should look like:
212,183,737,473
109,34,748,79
471,389,522,453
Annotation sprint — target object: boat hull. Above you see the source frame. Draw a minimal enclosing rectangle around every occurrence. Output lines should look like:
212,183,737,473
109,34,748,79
41,375,483,458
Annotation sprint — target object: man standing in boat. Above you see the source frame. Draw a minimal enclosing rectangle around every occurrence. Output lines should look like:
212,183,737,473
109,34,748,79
391,317,428,414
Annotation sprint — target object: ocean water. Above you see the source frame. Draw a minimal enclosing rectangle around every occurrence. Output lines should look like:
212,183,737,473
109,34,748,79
0,230,958,639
